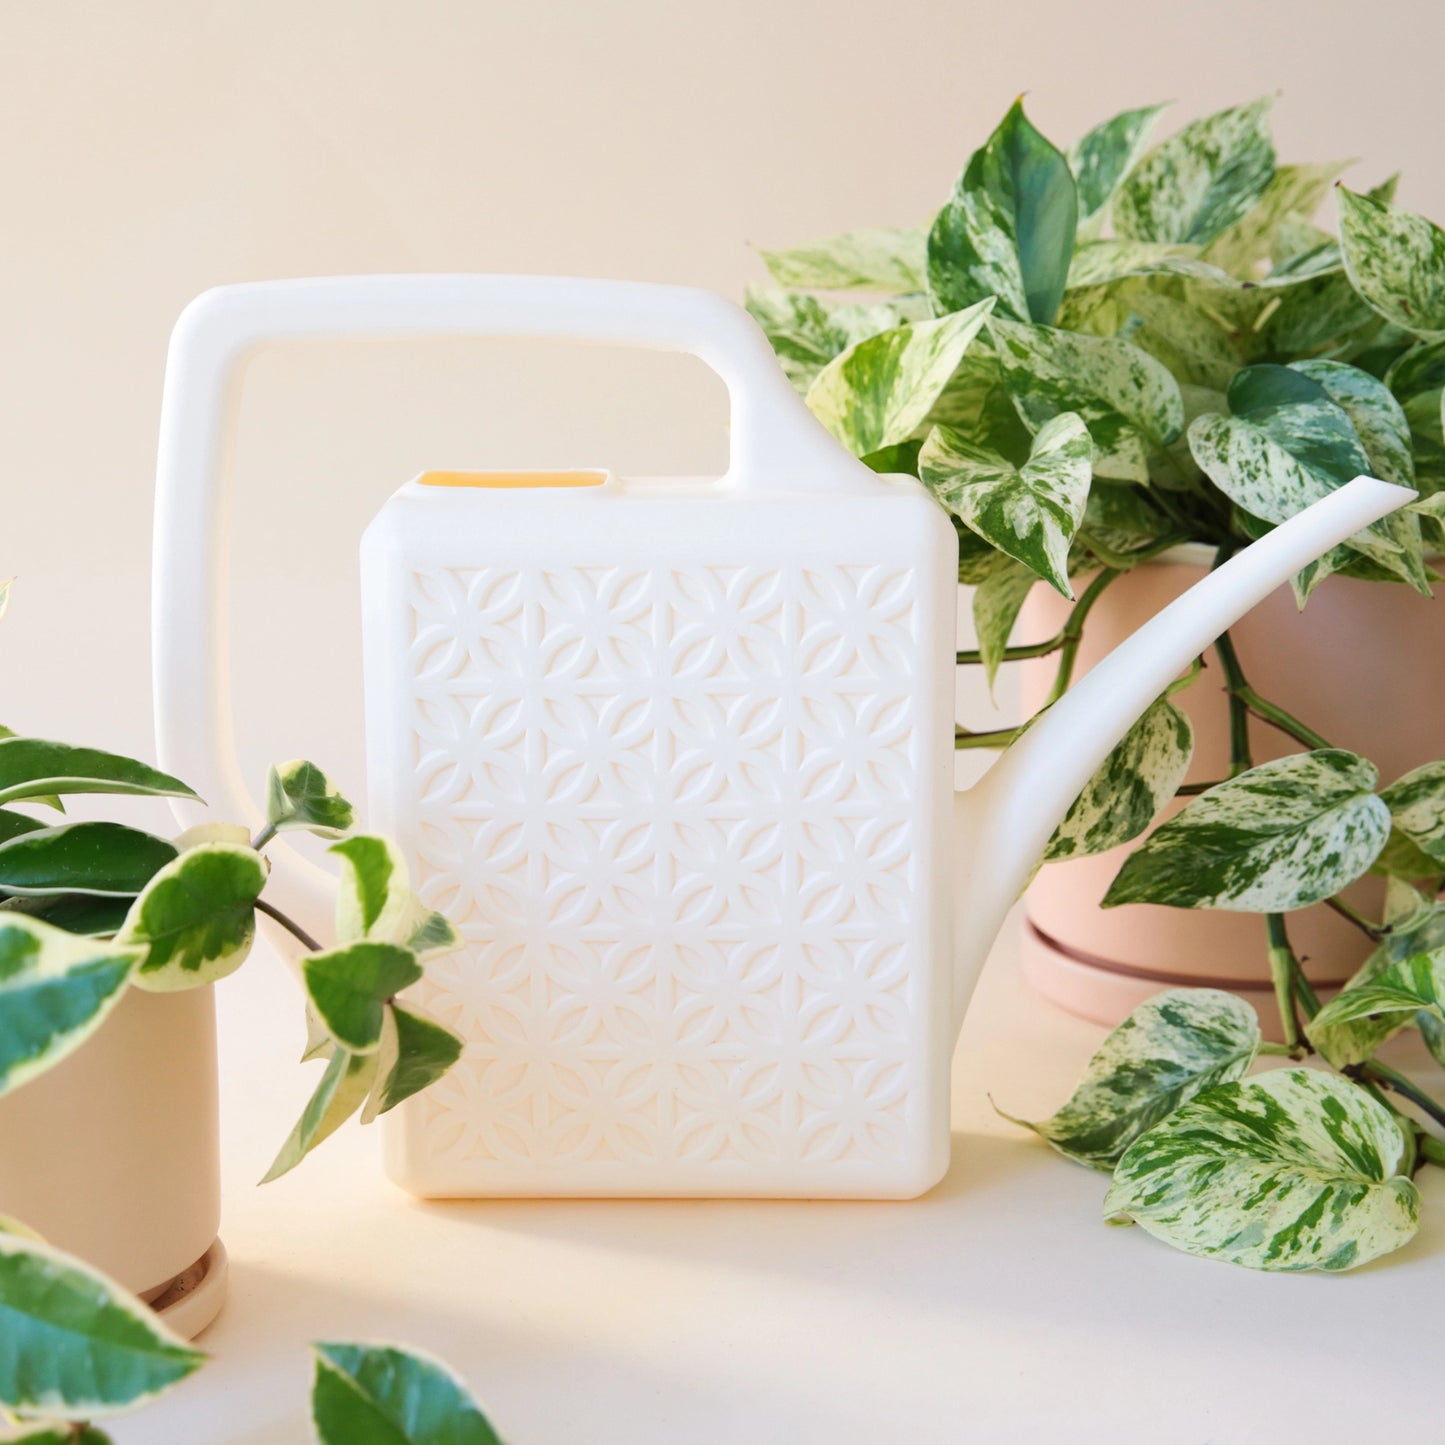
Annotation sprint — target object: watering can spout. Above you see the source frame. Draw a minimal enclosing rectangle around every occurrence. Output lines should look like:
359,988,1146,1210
948,475,1418,1035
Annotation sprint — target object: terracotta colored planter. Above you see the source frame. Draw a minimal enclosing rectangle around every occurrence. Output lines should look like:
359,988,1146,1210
0,985,227,1337
1017,549,1442,1034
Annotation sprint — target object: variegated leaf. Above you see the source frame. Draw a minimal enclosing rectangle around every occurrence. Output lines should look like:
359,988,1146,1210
360,999,465,1125
1123,286,1246,392
1044,697,1194,863
1063,239,1236,291
759,227,928,293
1114,97,1276,247
1104,1069,1419,1272
1290,359,1415,486
1067,102,1169,233
1307,949,1445,1067
302,941,423,1055
987,315,1184,482
0,916,141,1097
1386,340,1445,492
261,1046,379,1183
1380,761,1445,869
0,1232,204,1419
805,300,994,457
265,759,355,840
1102,750,1390,912
920,412,1090,596
927,99,1077,324
1337,185,1445,339
999,989,1258,1171
968,559,1036,688
745,287,927,392
1204,160,1349,277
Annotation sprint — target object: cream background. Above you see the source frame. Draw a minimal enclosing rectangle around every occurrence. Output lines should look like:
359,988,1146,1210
3,0,1442,804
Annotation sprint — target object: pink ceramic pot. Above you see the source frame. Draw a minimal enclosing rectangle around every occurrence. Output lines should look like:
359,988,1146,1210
1017,547,1442,1035
0,985,226,1337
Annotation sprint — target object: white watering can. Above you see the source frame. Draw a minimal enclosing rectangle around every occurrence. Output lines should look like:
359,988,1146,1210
153,276,1413,1199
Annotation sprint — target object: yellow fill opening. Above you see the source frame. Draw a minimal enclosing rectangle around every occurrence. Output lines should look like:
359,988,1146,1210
418,470,607,489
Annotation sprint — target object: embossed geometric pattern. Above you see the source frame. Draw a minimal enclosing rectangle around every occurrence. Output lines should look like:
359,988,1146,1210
400,560,927,1186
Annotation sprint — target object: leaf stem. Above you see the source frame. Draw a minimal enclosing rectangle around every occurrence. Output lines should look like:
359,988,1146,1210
1323,894,1387,942
1265,911,1307,1055
1211,628,1254,779
1234,686,1334,752
255,896,322,954
956,633,1064,666
955,723,1028,750
1352,1059,1445,1133
1420,1135,1445,1169
251,822,278,851
1042,567,1121,707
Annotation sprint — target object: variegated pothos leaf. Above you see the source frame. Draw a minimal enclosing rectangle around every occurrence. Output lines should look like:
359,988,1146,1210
1103,749,1390,912
1306,950,1445,1067
1113,97,1277,247
1204,160,1349,277
805,301,994,457
999,988,1258,1171
745,287,928,392
968,560,1036,689
1044,697,1194,863
987,316,1184,482
1337,185,1445,339
1104,1069,1419,1272
1380,761,1445,869
919,412,1091,596
759,228,928,293
1067,103,1169,233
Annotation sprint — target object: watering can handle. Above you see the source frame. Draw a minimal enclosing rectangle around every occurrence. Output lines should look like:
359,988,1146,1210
153,275,862,947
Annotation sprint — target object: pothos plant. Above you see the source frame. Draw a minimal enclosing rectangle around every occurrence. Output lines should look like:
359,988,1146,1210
751,95,1445,1271
0,581,494,1438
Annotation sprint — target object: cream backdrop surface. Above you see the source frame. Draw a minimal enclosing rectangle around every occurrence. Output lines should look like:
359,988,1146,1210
3,0,1442,798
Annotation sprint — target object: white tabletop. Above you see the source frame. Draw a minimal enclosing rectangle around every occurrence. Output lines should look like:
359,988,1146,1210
112,919,1445,1444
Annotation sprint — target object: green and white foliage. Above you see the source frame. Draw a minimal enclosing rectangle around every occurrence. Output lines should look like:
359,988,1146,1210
1113,97,1276,247
1104,1069,1419,1272
1067,103,1168,237
920,412,1091,596
744,288,925,392
1000,989,1258,1171
331,834,458,958
303,943,423,1055
928,99,1077,325
0,1230,203,1420
967,559,1037,688
119,844,268,992
987,316,1184,482
1203,160,1347,277
1103,750,1389,912
1337,185,1445,339
759,227,928,293
265,759,356,840
0,916,141,1097
1307,949,1445,1067
1044,697,1194,863
262,1047,380,1184
0,740,196,808
1380,761,1445,869
1386,340,1445,493
312,1342,505,1445
1290,359,1415,487
805,301,994,458
360,1000,465,1126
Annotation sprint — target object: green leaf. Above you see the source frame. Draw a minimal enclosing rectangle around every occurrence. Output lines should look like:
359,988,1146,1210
265,760,356,840
1064,239,1236,291
1307,950,1445,1067
920,412,1091,596
987,316,1184,482
0,823,177,898
1204,160,1349,276
1380,761,1445,869
928,99,1077,324
968,560,1036,688
1338,185,1445,339
1067,103,1169,232
805,301,994,457
32,895,133,939
759,227,927,293
1000,988,1259,1171
404,907,461,963
0,809,47,844
1104,1068,1419,1272
1114,97,1276,247
303,942,423,1055
0,1231,203,1417
261,1046,379,1183
7,1426,113,1443
1044,697,1194,863
0,916,140,1097
1386,340,1445,492
361,999,465,1124
744,287,925,392
332,835,412,944
1289,359,1415,486
1103,750,1390,912
0,740,197,808
119,844,267,992
312,1341,504,1445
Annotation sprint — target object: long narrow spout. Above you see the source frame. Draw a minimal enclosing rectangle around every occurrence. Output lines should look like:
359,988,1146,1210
949,475,1417,1034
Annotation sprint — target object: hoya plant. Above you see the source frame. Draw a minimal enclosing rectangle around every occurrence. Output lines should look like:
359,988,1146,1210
752,95,1445,1270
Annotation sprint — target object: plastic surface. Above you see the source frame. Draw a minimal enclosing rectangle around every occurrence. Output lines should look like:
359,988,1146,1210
152,274,1416,1198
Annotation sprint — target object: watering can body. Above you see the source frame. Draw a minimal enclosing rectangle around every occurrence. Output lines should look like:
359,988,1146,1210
152,275,1414,1199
